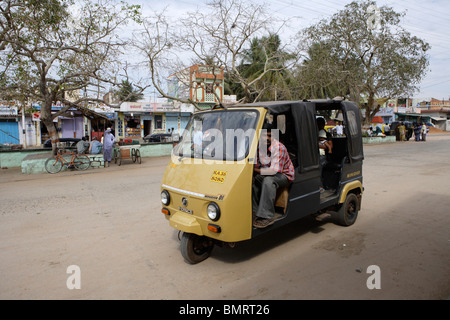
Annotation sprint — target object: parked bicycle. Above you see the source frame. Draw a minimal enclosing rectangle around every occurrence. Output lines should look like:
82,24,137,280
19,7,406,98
44,150,91,174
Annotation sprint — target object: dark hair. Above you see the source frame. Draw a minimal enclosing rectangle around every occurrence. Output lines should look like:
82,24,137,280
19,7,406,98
316,117,325,127
262,122,274,130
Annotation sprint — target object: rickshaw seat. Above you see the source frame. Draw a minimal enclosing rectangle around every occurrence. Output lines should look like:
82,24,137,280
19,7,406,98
275,185,290,213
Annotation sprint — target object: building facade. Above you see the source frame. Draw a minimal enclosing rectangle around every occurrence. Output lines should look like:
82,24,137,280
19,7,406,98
168,64,225,109
117,100,191,141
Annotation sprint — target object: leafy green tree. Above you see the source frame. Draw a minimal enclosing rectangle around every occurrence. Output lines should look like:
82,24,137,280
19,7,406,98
116,80,144,102
294,41,364,101
299,0,430,124
226,34,296,102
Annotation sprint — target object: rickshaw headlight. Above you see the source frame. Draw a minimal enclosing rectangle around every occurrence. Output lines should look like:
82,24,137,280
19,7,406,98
161,190,170,205
207,202,220,221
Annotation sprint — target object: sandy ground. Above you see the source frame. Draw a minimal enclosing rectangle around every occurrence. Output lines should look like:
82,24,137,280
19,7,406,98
0,134,449,300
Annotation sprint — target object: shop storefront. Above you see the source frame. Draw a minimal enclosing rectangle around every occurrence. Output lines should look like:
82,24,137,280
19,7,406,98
88,104,117,141
31,102,112,144
1,104,39,147
0,105,20,145
31,102,85,143
118,101,188,141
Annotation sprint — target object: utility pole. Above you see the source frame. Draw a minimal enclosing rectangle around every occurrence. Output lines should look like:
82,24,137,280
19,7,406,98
20,101,27,149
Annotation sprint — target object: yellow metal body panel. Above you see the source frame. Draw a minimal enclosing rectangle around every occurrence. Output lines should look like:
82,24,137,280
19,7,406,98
169,212,203,235
161,107,267,243
339,180,363,203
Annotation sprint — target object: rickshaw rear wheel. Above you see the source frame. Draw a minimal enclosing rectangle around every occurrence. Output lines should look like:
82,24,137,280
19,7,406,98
180,232,213,264
336,193,359,226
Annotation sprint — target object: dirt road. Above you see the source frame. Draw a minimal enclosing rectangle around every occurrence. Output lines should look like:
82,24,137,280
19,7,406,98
0,134,449,300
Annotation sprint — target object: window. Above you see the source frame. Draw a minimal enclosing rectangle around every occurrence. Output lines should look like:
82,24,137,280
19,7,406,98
346,111,358,136
154,115,163,129
205,83,214,94
174,110,259,161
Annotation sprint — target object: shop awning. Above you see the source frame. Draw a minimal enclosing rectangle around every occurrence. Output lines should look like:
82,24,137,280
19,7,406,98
429,116,446,121
396,113,422,118
371,116,384,123
65,104,111,120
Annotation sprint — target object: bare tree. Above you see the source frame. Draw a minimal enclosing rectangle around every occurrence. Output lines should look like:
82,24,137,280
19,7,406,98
0,0,144,154
132,0,297,107
131,11,204,109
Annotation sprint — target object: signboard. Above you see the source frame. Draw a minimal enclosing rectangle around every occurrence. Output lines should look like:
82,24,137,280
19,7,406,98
32,112,41,121
0,106,18,116
120,102,178,112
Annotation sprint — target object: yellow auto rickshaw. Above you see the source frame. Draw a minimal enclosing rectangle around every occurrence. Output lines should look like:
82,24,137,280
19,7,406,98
161,100,364,263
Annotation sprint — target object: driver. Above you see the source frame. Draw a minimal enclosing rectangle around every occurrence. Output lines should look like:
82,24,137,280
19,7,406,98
252,123,295,228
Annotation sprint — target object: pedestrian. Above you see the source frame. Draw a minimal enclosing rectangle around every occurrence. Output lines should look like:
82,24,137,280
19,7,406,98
335,121,344,136
383,123,390,136
103,128,116,166
421,123,427,142
399,122,406,141
414,123,421,141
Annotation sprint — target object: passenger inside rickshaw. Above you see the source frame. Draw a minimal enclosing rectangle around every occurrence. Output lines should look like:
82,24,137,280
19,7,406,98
316,110,348,194
252,121,295,228
267,113,299,216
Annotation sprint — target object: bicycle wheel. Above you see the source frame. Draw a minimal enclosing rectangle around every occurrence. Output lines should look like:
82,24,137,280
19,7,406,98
116,149,122,166
45,156,63,174
73,154,91,171
136,149,141,164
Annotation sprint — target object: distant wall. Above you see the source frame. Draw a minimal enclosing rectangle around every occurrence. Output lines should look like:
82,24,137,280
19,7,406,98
0,142,174,171
0,149,50,168
362,136,396,144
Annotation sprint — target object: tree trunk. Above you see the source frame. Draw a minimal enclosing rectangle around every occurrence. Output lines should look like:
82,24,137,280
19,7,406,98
365,94,375,126
41,106,59,155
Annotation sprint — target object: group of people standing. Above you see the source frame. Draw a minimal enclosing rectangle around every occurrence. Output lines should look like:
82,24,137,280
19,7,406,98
393,122,428,142
413,123,428,142
75,128,116,166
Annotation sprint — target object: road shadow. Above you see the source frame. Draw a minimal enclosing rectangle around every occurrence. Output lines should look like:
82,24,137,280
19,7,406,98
209,215,333,264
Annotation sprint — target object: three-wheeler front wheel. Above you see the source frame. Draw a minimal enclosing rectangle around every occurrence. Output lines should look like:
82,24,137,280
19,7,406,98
180,232,214,264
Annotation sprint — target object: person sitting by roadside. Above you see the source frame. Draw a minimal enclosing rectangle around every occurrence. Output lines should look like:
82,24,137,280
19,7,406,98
89,136,103,154
76,136,90,154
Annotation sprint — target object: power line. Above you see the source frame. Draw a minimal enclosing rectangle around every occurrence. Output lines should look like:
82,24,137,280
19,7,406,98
420,79,450,89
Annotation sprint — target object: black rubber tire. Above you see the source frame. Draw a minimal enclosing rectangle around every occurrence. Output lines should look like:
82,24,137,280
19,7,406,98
180,232,213,264
73,154,91,171
336,193,359,226
115,149,121,166
136,149,141,164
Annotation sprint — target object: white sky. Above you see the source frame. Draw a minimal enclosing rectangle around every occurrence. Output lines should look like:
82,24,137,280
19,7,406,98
129,0,450,100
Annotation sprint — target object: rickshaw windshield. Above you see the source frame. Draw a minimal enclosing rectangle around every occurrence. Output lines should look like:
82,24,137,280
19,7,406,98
174,110,259,161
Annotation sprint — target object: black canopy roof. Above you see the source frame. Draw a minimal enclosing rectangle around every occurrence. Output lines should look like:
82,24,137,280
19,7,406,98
229,99,364,172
